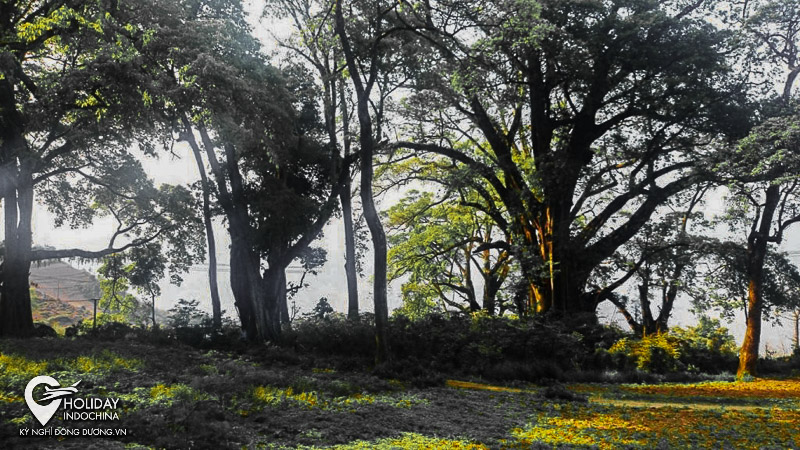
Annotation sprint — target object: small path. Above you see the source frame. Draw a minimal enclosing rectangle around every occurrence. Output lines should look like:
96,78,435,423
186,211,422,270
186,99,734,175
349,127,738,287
590,396,781,412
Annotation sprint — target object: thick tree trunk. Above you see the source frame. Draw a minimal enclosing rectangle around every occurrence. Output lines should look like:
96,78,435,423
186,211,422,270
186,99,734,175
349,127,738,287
228,236,258,340
738,185,779,378
0,166,35,337
228,228,283,342
738,277,763,378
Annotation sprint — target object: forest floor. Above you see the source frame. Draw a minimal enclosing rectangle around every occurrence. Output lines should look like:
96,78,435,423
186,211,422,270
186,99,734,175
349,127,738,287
1,338,799,449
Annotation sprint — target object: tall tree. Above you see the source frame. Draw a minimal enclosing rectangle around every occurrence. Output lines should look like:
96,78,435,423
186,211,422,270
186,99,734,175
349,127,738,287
188,140,223,330
118,0,352,342
333,0,401,361
0,0,202,337
603,186,711,335
717,0,800,378
266,0,362,321
392,0,749,322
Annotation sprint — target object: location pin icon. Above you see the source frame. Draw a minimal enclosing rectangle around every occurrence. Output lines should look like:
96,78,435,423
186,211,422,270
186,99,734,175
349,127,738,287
25,376,62,426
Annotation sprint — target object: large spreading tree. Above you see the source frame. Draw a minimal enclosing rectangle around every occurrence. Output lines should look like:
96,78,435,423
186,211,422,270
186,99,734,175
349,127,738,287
113,0,352,342
391,0,750,321
0,0,203,337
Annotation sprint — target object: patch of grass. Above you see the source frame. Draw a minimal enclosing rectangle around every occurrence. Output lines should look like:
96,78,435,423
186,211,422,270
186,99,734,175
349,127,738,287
446,379,527,394
249,385,429,412
0,353,48,379
2,337,799,449
319,432,488,449
504,402,800,449
67,351,143,374
622,377,800,399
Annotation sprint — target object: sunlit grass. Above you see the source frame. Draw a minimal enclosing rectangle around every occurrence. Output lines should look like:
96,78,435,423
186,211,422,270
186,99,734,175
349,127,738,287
623,377,800,399
0,354,48,379
250,385,428,413
316,432,487,449
149,383,204,404
446,379,527,393
0,392,23,403
68,351,143,373
0,349,141,382
503,401,800,449
253,386,324,409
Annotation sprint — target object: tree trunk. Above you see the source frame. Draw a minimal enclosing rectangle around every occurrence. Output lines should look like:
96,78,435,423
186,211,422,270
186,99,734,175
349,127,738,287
277,268,289,325
361,156,390,363
793,310,799,352
228,235,258,340
342,186,360,320
334,0,390,363
151,291,157,328
188,137,222,330
0,166,35,337
738,184,779,378
261,264,284,339
340,82,360,321
738,277,763,378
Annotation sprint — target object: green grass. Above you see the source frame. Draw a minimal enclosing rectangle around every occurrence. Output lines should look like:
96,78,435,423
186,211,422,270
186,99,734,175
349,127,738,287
1,338,799,449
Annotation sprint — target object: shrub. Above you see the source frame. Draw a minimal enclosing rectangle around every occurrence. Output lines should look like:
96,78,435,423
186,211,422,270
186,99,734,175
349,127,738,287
670,317,738,373
609,333,681,374
290,313,604,382
608,318,739,374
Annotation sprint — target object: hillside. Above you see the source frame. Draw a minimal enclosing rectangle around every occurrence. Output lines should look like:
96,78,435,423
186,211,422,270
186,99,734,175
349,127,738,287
29,261,98,329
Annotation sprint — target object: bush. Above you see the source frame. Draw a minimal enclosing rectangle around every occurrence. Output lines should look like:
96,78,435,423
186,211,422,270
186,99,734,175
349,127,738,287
609,333,681,374
670,317,738,373
289,313,608,382
608,318,739,374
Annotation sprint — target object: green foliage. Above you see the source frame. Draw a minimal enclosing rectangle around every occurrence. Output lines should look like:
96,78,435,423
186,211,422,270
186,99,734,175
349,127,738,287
167,299,209,329
672,317,738,358
96,254,150,325
293,314,603,382
387,0,752,318
609,334,682,374
609,320,739,374
385,189,511,316
304,297,334,321
689,242,800,322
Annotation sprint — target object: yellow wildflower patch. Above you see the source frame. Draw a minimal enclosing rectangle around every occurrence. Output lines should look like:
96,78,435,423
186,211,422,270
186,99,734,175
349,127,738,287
505,402,800,448
253,386,321,409
150,384,177,400
446,379,525,393
327,432,487,449
0,392,23,403
69,352,142,373
0,354,47,378
624,378,800,399
251,386,425,411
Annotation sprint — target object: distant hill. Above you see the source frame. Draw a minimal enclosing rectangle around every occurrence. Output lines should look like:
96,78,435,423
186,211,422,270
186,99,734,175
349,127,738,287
29,261,99,329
